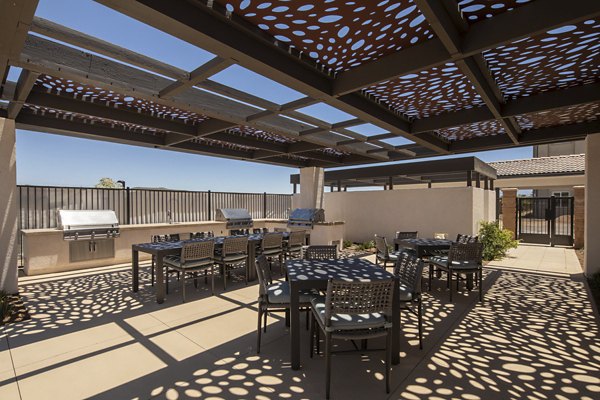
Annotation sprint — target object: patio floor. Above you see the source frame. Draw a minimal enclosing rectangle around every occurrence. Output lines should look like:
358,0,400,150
1,246,599,400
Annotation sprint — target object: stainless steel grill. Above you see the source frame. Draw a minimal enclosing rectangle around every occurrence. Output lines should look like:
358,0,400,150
215,208,254,229
57,209,120,241
287,208,325,229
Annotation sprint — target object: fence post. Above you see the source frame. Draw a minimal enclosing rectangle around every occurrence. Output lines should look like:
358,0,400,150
125,187,131,225
207,190,212,220
263,192,267,219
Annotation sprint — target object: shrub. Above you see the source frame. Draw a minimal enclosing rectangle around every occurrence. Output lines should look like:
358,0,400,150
0,291,13,324
479,221,518,261
358,240,375,251
343,240,353,249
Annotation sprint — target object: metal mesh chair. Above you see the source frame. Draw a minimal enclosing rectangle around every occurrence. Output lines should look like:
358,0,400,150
255,255,316,353
304,245,338,260
394,252,424,349
456,234,479,244
429,242,484,302
150,234,181,286
310,278,395,398
375,235,397,268
163,240,215,302
285,230,306,260
395,231,418,240
214,236,248,290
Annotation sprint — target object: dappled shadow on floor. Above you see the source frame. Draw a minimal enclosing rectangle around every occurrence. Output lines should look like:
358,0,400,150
394,270,600,400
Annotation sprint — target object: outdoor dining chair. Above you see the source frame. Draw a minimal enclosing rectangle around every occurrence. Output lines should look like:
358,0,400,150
309,278,396,399
375,235,398,268
395,231,418,240
260,232,285,275
428,242,484,302
255,255,317,353
285,230,306,260
394,252,424,349
304,245,338,260
163,240,215,302
214,236,248,290
150,233,181,286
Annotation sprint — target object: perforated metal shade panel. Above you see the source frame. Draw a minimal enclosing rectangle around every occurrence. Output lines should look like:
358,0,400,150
363,63,483,119
483,20,600,101
515,101,600,131
456,0,534,24
227,125,297,144
435,119,505,141
35,75,209,124
215,0,436,72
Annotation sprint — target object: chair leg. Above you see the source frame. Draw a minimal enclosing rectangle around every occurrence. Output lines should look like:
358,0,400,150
428,264,433,291
418,298,423,350
479,269,483,302
309,314,314,359
316,326,320,355
449,271,453,302
457,271,460,292
182,274,186,303
263,309,268,333
194,272,198,289
151,256,155,286
325,332,332,400
386,329,392,394
204,269,208,284
257,305,263,354
211,265,215,296
166,270,169,295
223,264,227,291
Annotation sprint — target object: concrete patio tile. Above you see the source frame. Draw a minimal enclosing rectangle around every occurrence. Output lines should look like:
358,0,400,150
16,342,167,400
148,294,238,325
0,380,21,400
0,328,19,400
149,329,208,362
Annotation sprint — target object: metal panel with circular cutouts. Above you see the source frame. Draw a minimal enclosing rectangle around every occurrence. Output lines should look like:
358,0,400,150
214,0,435,72
515,101,600,131
363,62,484,119
435,119,505,141
456,0,534,24
34,75,209,125
483,20,600,101
227,126,297,144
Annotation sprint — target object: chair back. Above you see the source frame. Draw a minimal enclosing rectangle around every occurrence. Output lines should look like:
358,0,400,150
395,231,418,240
305,245,338,260
222,236,248,256
374,235,389,258
324,279,395,325
152,234,180,242
394,252,423,295
253,228,262,234
255,255,272,296
456,234,478,244
262,232,283,250
181,240,214,263
434,232,448,239
288,231,306,247
448,242,484,264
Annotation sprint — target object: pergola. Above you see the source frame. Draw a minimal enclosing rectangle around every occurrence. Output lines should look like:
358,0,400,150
1,0,599,292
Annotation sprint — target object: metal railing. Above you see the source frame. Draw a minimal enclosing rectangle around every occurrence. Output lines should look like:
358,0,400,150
18,185,292,230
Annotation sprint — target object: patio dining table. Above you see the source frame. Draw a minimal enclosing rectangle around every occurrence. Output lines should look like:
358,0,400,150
285,258,400,370
132,232,291,304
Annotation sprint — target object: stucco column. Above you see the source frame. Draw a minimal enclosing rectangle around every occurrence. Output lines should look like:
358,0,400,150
298,167,324,209
0,118,18,294
573,186,585,249
501,188,517,238
584,134,600,276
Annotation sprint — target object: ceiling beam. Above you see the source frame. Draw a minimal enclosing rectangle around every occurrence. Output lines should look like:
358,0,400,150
95,0,449,154
159,57,232,99
0,0,38,94
415,0,520,144
164,119,238,146
7,68,39,119
332,0,600,95
245,96,318,122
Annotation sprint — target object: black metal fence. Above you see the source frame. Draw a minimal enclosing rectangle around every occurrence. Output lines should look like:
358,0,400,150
17,185,292,231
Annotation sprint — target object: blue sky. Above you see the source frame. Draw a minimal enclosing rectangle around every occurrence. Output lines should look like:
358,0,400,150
12,0,532,193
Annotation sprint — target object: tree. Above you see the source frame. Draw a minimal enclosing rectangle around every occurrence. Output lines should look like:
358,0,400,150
95,178,123,188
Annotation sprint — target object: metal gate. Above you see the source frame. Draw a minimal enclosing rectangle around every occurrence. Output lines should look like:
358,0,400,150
517,196,574,246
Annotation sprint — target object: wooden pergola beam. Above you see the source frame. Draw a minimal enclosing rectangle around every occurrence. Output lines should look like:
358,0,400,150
159,57,233,99
7,68,39,119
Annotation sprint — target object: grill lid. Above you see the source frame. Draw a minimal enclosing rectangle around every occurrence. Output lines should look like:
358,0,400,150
215,208,253,229
287,208,325,228
57,210,120,240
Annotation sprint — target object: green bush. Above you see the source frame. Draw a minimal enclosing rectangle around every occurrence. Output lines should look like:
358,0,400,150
479,221,518,261
358,240,375,251
0,291,13,324
343,240,353,249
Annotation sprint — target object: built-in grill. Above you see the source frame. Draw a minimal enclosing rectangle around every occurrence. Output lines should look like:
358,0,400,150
57,210,120,262
215,208,254,229
287,208,325,229
57,209,120,240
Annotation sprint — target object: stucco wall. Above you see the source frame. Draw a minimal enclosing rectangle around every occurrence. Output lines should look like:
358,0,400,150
0,118,18,293
295,187,495,243
584,134,600,276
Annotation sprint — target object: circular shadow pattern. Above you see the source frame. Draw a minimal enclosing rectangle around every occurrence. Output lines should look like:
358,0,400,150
483,20,600,101
215,0,435,72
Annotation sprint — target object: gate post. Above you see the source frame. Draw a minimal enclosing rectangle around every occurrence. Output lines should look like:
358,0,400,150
501,188,518,239
574,186,585,249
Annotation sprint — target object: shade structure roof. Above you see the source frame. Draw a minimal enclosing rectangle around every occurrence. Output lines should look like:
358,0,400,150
0,0,599,168
290,156,497,188
489,153,586,178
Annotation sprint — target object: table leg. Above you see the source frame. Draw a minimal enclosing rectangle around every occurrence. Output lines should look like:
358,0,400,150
156,253,165,304
247,242,257,282
392,277,400,365
466,273,474,290
290,280,301,370
132,249,139,292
